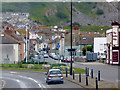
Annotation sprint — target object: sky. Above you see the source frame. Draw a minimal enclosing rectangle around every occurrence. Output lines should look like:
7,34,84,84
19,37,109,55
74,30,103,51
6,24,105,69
1,0,120,2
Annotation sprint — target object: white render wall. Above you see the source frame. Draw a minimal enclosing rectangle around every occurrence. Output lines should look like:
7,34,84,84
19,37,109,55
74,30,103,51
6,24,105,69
94,37,107,58
0,44,19,64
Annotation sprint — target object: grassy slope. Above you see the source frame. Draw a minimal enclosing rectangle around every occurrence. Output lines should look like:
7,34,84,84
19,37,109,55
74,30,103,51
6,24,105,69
2,2,110,32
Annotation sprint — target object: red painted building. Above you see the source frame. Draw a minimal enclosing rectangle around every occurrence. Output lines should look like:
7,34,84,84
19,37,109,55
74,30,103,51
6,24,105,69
106,22,120,65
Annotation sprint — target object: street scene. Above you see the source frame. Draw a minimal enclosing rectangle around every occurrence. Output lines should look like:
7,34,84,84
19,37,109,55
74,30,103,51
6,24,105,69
0,0,120,89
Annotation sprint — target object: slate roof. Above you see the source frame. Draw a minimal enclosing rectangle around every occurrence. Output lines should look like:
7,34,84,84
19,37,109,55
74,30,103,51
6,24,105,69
0,31,23,44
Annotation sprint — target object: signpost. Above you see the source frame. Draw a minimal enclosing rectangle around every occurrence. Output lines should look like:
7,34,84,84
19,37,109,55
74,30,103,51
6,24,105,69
57,43,61,63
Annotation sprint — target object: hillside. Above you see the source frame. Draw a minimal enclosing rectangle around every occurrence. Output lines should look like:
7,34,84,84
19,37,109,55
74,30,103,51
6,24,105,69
2,2,118,29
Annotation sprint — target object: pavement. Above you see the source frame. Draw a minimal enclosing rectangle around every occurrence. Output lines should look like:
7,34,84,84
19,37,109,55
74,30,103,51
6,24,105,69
64,73,118,89
73,62,119,84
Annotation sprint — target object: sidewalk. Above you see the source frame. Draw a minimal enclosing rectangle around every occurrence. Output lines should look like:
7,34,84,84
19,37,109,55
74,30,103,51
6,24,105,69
63,74,118,89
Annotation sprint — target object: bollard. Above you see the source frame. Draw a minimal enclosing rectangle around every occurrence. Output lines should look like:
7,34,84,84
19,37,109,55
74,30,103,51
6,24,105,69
69,67,71,75
86,75,88,86
91,69,93,78
87,68,89,76
79,73,81,83
73,70,75,80
96,77,98,89
66,68,68,77
85,67,87,76
98,70,100,81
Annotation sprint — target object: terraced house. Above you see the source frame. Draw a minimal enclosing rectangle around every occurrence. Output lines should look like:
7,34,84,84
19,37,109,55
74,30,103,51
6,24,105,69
0,28,24,64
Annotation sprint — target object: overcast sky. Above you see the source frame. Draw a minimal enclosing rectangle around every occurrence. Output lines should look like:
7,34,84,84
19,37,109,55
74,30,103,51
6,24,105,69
1,0,119,2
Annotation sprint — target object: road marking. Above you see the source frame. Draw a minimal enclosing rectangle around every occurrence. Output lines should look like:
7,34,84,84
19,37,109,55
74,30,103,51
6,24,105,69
10,72,17,74
1,80,6,88
19,75,43,88
1,77,27,88
16,80,20,83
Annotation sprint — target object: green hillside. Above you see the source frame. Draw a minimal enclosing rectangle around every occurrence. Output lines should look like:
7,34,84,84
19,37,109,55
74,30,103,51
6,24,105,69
2,2,103,25
2,2,112,32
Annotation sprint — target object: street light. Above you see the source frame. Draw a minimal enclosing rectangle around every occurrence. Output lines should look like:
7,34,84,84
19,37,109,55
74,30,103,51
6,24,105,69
70,0,73,75
26,23,29,63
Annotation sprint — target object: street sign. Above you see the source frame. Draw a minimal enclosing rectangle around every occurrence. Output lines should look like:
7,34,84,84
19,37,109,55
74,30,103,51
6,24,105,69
68,49,76,52
57,43,60,48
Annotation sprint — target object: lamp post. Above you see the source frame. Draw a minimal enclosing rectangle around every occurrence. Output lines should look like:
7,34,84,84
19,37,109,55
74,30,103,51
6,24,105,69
26,23,29,63
70,0,73,75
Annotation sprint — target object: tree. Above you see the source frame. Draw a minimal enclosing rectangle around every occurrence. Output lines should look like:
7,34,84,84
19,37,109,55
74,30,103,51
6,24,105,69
96,9,104,15
82,46,93,56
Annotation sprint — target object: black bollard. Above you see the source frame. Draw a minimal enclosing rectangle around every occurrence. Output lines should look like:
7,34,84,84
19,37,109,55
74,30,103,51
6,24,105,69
96,77,98,89
87,68,89,76
69,67,71,75
79,73,81,83
85,67,87,76
98,70,100,81
66,68,68,77
91,69,93,78
73,70,75,80
86,75,88,86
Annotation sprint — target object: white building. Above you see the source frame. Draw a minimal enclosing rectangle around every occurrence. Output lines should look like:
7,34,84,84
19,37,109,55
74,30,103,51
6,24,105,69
94,37,107,59
106,22,120,65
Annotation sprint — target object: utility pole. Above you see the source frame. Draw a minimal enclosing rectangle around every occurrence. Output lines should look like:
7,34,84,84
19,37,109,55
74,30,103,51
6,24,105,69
26,24,28,63
70,0,73,75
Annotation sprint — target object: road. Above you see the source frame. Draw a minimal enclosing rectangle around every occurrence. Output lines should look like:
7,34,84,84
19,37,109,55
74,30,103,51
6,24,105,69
1,70,82,89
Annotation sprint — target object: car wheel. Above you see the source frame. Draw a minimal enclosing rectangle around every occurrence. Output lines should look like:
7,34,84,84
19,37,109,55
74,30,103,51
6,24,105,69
47,82,50,85
61,81,64,84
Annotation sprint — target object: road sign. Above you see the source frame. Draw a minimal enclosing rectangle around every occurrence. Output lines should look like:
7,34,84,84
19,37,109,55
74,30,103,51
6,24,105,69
68,49,76,52
57,43,60,48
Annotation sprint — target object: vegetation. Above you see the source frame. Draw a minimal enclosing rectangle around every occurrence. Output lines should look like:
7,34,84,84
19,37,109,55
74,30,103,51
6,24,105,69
2,2,105,26
79,25,111,34
96,9,104,15
1,63,85,74
82,46,93,56
73,2,98,18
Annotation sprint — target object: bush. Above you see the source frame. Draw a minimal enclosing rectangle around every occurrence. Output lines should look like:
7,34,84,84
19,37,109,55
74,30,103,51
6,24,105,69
82,46,93,56
17,62,22,68
96,9,104,15
56,12,68,19
21,61,49,64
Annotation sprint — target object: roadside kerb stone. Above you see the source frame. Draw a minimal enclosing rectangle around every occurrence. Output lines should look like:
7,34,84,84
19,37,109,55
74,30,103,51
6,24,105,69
63,74,118,88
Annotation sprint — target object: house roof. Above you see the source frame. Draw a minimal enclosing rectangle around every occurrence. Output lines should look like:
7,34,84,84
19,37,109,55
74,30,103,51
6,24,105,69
0,31,23,44
48,37,61,44
5,31,23,42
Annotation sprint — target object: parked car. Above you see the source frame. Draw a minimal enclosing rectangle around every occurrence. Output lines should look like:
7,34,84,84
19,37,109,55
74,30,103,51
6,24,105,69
52,55,58,60
44,54,49,58
45,69,64,84
49,53,55,58
32,55,40,61
65,56,74,62
61,56,65,62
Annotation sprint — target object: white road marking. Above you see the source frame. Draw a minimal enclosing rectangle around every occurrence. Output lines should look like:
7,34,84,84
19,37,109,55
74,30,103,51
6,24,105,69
16,80,20,83
10,72,17,74
19,75,43,88
1,77,27,88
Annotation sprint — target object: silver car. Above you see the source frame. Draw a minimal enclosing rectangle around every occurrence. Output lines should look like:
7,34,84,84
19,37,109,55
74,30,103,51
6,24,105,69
45,69,64,84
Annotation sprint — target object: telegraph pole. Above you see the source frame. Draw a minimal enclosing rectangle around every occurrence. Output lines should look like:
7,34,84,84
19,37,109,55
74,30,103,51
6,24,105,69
70,0,73,75
26,24,28,63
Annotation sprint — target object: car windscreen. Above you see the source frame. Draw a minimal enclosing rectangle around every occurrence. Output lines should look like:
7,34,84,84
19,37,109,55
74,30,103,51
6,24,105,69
50,70,61,74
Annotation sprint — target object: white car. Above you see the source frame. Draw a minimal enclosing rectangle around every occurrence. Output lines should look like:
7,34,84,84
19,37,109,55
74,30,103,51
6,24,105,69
44,54,49,58
45,69,64,84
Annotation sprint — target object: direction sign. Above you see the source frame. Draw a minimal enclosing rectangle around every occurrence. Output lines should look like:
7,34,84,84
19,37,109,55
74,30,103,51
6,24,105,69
57,43,60,48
